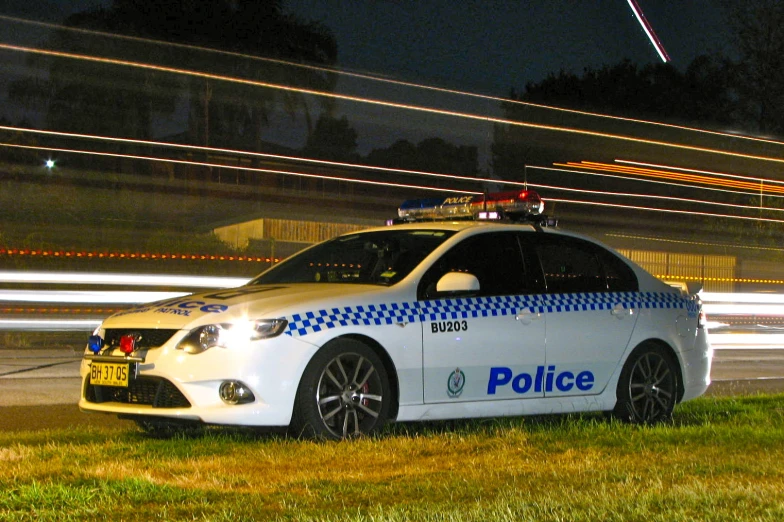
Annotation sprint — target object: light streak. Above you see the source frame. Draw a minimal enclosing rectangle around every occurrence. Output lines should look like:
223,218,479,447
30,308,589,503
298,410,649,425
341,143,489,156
545,197,784,224
0,290,187,304
0,126,488,187
602,163,784,194
536,165,784,200
0,142,484,196
606,233,784,254
616,159,784,187
704,304,784,316
556,161,784,195
5,43,784,167
0,272,249,288
6,119,784,202
1,306,122,314
709,333,784,348
657,275,784,285
626,0,671,62
0,13,505,105
7,138,782,222
528,182,784,214
7,13,784,152
702,293,784,304
0,319,102,331
23,134,784,218
0,247,277,263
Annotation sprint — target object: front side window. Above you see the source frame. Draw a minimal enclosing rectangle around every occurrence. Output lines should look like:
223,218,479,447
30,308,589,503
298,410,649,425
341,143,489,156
418,232,531,299
250,229,455,286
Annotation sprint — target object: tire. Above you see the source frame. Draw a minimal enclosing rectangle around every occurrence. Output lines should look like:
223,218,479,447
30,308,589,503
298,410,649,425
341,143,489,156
291,339,391,440
613,343,679,425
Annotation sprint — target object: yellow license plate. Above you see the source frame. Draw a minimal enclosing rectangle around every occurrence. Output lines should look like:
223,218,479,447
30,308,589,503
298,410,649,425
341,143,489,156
90,362,130,387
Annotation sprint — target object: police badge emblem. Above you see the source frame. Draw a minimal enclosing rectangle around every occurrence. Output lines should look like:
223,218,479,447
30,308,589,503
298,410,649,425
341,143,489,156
447,368,466,398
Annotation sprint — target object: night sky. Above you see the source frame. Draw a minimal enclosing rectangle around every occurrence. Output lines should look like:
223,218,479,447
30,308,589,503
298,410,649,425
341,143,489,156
3,0,733,96
288,0,732,95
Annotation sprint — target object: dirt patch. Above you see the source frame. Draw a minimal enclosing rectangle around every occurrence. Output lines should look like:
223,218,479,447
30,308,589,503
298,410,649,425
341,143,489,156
0,404,133,433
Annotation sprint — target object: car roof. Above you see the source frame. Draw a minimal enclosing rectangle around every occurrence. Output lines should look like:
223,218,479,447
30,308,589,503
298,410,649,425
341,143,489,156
355,220,635,263
358,220,539,234
355,221,600,243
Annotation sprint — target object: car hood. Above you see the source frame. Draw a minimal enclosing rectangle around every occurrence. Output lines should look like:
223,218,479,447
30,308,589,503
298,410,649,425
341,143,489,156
99,283,395,330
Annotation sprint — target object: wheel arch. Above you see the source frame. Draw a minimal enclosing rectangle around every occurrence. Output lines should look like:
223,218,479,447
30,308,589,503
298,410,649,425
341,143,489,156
626,338,685,404
323,334,401,421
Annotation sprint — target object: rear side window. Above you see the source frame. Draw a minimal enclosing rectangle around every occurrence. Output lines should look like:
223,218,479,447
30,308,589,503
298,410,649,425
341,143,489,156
533,235,637,294
602,249,639,291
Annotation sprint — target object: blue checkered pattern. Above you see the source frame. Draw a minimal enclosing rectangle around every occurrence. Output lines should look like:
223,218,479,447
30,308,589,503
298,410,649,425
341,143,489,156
284,291,694,338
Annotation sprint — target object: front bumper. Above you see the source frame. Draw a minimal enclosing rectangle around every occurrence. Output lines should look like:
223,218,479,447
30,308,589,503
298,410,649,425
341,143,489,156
79,334,317,426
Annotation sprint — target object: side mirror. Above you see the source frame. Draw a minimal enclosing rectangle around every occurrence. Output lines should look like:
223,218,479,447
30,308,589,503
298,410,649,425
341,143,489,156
436,272,480,294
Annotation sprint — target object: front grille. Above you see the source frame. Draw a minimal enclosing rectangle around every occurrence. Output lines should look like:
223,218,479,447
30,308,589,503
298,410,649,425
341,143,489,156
86,376,191,408
103,329,179,350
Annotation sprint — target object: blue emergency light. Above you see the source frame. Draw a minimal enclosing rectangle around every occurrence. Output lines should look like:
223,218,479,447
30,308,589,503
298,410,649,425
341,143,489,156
88,335,104,354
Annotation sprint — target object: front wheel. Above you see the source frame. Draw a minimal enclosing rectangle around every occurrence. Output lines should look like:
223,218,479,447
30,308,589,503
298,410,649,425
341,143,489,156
291,339,391,440
614,343,679,424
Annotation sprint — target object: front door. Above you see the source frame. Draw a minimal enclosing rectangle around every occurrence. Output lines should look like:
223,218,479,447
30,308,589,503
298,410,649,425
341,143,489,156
419,231,546,403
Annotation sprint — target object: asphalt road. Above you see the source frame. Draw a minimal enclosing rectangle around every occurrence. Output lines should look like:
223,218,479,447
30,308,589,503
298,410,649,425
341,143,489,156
0,348,782,432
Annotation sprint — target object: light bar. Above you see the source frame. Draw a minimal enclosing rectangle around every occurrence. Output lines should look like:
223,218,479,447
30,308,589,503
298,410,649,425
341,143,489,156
397,190,544,221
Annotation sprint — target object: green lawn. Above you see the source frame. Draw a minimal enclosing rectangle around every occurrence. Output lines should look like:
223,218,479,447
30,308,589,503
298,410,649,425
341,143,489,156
1,395,783,521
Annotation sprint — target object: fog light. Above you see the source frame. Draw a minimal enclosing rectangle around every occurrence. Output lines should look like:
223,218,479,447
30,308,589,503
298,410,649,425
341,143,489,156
219,381,255,405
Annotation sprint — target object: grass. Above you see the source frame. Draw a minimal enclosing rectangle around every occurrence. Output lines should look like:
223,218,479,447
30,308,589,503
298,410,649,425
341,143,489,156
0,395,783,521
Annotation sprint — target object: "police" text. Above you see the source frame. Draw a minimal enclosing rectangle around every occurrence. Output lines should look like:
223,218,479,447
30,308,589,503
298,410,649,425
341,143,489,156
487,366,594,394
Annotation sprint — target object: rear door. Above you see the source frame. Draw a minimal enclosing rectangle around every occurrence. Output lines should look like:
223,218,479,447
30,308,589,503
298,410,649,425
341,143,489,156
527,234,640,397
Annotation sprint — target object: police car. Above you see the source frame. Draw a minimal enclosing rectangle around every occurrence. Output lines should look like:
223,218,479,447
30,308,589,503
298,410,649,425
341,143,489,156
79,190,712,439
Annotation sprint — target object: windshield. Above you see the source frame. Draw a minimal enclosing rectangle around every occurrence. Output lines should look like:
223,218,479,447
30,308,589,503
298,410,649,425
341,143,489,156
251,229,455,286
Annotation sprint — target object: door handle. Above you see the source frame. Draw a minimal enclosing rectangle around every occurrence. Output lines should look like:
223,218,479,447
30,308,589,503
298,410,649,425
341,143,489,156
515,310,542,324
611,304,633,318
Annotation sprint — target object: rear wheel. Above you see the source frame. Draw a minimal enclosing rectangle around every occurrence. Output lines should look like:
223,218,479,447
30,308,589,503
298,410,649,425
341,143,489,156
291,339,391,440
614,343,679,424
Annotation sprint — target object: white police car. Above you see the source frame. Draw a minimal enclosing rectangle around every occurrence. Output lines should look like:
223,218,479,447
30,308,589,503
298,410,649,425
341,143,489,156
79,190,711,439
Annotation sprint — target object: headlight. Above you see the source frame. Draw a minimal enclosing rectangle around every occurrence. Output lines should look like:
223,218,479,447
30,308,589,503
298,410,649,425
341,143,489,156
176,319,288,354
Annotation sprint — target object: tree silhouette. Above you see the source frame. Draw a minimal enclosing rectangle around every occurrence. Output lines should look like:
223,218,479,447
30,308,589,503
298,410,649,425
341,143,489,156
302,115,359,162
366,137,479,188
11,0,338,158
520,58,735,127
724,0,784,134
